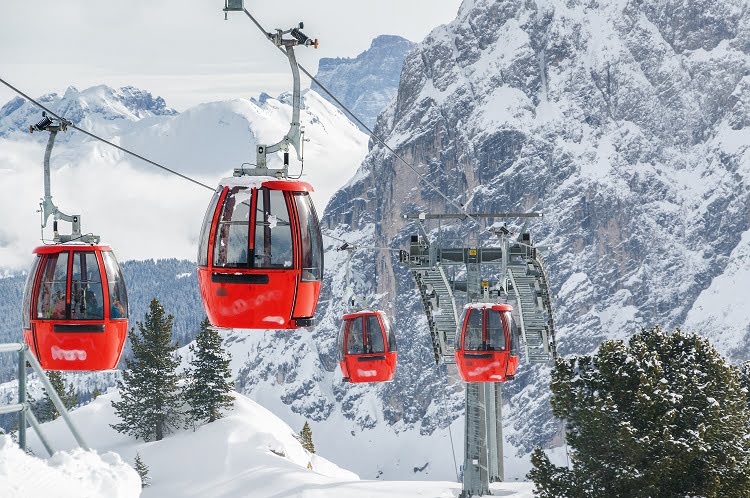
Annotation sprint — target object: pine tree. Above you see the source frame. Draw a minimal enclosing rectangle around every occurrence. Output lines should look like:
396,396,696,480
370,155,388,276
111,298,182,441
529,326,750,498
42,371,78,420
184,318,234,425
134,452,150,488
91,387,103,400
740,361,750,411
299,421,315,454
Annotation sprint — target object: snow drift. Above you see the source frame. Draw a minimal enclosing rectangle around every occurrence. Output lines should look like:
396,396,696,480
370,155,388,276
0,435,141,498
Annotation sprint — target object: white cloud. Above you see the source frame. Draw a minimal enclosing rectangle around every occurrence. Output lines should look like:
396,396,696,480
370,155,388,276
0,90,368,269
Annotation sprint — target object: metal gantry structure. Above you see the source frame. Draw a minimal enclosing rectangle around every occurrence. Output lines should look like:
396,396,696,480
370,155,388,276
400,213,557,497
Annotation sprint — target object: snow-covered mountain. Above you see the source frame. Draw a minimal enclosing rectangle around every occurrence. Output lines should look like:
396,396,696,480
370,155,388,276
0,85,176,140
3,0,750,486
227,0,750,481
312,35,415,130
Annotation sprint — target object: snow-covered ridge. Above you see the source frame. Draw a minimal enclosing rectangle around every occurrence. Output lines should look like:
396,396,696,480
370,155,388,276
0,85,176,140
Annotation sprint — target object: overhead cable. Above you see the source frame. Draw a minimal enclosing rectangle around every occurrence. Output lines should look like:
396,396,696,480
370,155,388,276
241,8,480,228
0,76,215,192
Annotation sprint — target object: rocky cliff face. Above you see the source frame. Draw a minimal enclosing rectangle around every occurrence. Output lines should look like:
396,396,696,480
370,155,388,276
286,0,750,475
312,35,415,130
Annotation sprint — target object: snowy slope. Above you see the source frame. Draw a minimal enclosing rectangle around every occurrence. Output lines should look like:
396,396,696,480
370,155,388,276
21,389,533,497
0,85,367,268
0,436,140,498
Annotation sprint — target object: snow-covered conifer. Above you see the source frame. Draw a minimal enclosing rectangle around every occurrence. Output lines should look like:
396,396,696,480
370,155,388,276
184,318,234,425
41,371,78,421
299,421,315,454
134,452,150,488
530,326,750,497
111,298,182,441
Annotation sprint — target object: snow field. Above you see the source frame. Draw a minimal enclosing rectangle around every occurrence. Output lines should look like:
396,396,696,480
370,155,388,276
0,435,140,498
17,387,534,497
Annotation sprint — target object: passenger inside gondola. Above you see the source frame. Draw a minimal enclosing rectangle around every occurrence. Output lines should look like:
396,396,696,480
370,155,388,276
364,314,385,354
347,317,364,354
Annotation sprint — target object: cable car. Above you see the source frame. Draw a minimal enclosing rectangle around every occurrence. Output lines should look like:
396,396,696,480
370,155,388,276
197,176,324,329
337,311,397,383
455,303,519,383
21,244,129,371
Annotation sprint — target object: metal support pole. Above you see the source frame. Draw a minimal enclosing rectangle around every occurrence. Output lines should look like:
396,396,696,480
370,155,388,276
485,383,498,483
25,409,54,457
18,349,26,451
41,129,57,227
495,384,504,482
24,350,89,451
487,384,504,482
461,383,490,497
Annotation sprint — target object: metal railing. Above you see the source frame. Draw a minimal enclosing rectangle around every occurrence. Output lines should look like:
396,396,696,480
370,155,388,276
0,343,89,456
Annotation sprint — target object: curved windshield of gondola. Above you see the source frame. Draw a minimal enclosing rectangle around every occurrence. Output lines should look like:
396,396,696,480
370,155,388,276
22,256,41,328
102,251,129,319
254,188,293,269
486,309,507,351
198,187,222,266
36,252,68,320
383,314,397,352
213,187,252,268
507,311,519,353
337,320,346,361
463,308,483,350
70,252,104,320
294,192,323,281
365,315,385,354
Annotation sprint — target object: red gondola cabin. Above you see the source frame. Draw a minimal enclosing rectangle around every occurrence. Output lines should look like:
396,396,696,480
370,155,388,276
197,177,324,329
22,244,129,371
337,311,397,383
455,303,519,383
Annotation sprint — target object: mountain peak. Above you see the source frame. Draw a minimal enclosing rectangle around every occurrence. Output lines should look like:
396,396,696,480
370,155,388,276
0,84,177,138
370,34,413,49
312,34,415,130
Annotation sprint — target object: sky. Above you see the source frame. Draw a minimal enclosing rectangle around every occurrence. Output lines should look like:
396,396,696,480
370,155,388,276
0,0,462,110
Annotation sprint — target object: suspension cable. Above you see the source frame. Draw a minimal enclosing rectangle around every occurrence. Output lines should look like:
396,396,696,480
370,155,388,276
439,363,460,481
0,75,401,252
0,76,215,192
326,231,400,254
241,8,480,228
